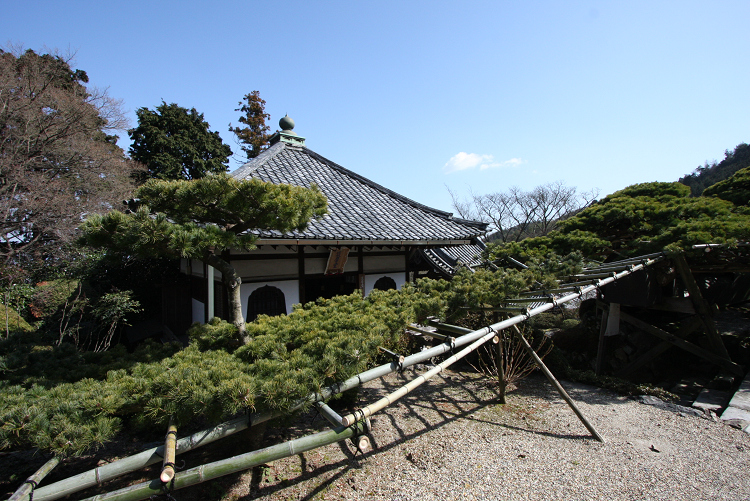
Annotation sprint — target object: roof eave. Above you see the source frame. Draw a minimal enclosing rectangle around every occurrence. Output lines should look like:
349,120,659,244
253,238,477,247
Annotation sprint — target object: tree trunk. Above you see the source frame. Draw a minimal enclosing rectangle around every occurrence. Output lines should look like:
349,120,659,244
205,253,250,344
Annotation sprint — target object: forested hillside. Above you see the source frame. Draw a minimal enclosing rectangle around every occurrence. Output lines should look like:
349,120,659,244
678,142,750,196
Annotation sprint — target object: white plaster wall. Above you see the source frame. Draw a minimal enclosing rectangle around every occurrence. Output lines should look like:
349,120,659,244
233,259,298,280
305,258,328,275
364,272,406,296
363,255,404,273
240,280,300,319
181,259,205,277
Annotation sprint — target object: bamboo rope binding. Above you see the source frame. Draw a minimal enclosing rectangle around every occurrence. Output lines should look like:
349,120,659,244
8,456,60,501
160,417,178,483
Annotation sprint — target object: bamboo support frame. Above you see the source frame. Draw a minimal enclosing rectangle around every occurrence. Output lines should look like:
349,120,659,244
341,254,665,427
78,422,368,501
315,401,345,425
520,286,581,296
8,457,60,501
159,418,177,483
341,327,500,426
28,253,664,501
500,297,555,304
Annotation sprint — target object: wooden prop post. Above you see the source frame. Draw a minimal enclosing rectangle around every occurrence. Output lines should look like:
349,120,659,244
510,324,605,442
8,457,60,501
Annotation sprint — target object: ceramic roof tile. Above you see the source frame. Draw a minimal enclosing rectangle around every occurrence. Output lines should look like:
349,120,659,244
231,142,486,243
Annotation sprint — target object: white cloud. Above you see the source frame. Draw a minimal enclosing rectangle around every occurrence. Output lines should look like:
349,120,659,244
443,153,524,174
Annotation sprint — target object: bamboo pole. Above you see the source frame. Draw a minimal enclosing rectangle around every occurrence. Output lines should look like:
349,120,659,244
159,418,177,483
36,253,664,501
407,324,453,342
341,328,499,426
316,401,344,425
510,324,605,442
79,422,368,501
8,457,60,501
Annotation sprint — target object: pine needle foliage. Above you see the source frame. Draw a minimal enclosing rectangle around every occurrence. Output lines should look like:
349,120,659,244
0,270,539,457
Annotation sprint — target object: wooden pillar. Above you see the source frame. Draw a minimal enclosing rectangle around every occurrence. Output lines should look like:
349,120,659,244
298,246,306,305
595,302,609,375
358,246,365,297
404,246,411,284
207,265,215,321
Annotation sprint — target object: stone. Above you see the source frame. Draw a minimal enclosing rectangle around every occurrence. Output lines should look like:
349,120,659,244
726,374,750,412
692,388,730,413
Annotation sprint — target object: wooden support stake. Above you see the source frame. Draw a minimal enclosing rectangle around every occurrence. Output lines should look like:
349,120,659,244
511,325,605,443
8,457,61,501
160,417,177,483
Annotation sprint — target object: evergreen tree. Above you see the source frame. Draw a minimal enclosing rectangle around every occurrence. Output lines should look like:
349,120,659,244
229,90,271,161
79,173,327,341
129,102,232,181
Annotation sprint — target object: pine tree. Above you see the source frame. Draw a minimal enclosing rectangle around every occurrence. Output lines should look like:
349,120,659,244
79,174,327,341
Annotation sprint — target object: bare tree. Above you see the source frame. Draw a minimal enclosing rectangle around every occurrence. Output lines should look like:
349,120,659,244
448,181,598,242
0,47,143,266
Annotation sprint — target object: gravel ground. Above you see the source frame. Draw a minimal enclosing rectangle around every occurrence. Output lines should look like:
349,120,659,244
10,366,747,501
205,366,750,501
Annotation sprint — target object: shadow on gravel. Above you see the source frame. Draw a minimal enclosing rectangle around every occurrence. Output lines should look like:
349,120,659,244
239,369,609,500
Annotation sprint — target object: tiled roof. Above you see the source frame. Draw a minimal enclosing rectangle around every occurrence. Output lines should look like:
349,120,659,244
231,142,487,243
421,241,487,277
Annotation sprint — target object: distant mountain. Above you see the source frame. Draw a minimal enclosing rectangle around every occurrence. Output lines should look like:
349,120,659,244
679,142,750,196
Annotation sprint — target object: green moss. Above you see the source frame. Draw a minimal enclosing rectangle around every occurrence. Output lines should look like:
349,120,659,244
0,303,34,334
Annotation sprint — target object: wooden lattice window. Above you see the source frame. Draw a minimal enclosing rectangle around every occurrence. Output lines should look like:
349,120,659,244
247,285,287,322
373,276,397,291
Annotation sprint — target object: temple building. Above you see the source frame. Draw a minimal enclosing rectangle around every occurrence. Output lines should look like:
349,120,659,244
164,117,486,334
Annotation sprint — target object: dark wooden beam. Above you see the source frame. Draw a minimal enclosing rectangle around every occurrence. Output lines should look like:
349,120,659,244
673,254,732,360
619,310,744,376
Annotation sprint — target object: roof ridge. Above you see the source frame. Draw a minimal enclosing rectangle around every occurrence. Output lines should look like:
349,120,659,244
231,142,287,179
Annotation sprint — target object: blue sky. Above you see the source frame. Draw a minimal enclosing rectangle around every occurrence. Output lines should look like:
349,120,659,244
3,1,748,213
